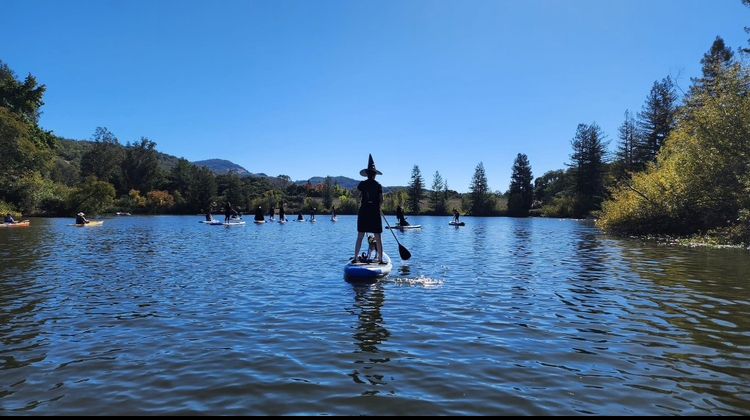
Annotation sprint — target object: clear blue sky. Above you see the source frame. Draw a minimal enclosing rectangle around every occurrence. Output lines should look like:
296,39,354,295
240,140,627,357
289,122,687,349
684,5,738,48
3,0,748,191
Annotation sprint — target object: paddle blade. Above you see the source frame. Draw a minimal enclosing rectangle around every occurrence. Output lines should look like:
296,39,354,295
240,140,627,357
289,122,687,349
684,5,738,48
398,244,411,260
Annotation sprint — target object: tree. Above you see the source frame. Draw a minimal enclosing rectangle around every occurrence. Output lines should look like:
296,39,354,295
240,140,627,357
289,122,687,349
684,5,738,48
636,77,678,166
569,123,608,217
533,169,569,206
599,65,750,239
614,110,639,178
430,171,446,215
407,165,424,214
67,176,116,215
469,162,493,216
507,153,534,217
0,60,46,123
122,137,162,194
323,176,334,209
80,127,125,190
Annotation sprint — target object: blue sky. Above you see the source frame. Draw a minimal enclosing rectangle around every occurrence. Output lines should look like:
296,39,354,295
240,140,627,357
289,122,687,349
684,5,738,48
3,0,748,191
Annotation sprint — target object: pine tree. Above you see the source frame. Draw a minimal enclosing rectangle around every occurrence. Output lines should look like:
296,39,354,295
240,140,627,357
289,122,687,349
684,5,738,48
407,165,424,214
469,162,492,216
507,153,534,217
569,123,608,217
323,176,334,209
430,171,446,215
614,110,638,178
636,77,677,166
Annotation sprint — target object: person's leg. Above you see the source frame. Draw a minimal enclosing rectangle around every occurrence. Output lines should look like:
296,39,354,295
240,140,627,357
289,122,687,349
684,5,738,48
353,231,365,261
375,233,384,263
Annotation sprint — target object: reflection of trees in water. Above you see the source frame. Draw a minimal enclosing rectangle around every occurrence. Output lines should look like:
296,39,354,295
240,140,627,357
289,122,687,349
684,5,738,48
509,219,533,283
618,244,750,350
0,219,49,391
349,284,391,392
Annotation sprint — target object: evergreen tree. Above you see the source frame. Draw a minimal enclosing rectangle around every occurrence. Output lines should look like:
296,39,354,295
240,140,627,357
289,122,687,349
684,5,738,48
569,123,608,217
469,162,493,216
430,170,446,215
323,176,334,209
408,165,424,214
636,77,677,166
507,153,534,217
614,110,638,178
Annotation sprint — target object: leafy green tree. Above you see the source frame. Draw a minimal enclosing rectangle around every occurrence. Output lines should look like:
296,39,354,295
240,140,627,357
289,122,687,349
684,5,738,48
67,176,116,215
408,165,424,214
636,77,677,166
0,60,46,123
533,169,568,206
599,64,750,238
469,162,493,216
122,137,162,194
507,153,534,217
80,127,125,189
430,171,446,215
569,123,608,217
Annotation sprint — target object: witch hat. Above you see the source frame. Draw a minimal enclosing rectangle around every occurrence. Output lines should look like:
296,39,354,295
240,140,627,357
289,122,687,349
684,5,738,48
359,154,383,176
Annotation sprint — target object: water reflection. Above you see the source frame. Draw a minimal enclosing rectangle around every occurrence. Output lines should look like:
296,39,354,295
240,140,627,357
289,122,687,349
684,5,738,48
349,284,390,394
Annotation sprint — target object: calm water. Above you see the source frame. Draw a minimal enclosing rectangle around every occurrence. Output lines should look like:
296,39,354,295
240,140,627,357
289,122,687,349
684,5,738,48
0,215,748,415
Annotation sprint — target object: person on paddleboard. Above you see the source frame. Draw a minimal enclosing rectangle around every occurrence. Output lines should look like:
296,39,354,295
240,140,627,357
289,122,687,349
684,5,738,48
331,205,337,220
353,154,385,264
297,212,304,221
268,204,275,220
310,207,316,222
224,201,236,223
254,206,264,221
452,208,460,223
396,205,409,226
279,202,287,222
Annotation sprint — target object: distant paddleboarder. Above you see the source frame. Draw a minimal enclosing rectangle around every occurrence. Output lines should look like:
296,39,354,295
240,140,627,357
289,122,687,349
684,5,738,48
353,154,384,264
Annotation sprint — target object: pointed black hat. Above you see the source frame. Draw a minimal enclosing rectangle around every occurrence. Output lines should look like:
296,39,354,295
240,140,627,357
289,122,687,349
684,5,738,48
359,154,382,176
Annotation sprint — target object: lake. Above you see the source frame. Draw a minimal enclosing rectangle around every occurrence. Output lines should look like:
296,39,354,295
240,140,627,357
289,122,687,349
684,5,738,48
0,215,748,415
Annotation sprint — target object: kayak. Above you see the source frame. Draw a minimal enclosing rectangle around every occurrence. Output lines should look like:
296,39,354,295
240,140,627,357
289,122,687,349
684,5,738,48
449,221,465,226
386,224,421,230
344,252,392,283
72,221,104,227
224,221,246,226
0,220,30,228
254,220,266,224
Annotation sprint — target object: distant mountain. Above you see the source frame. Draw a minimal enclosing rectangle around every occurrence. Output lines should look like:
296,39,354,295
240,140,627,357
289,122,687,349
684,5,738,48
192,159,251,176
295,176,360,190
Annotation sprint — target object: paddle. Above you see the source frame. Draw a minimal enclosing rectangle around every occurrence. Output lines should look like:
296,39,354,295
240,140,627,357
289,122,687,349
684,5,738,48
382,212,412,260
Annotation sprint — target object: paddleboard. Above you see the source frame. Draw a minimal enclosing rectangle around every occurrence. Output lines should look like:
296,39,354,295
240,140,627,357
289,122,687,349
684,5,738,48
224,221,246,226
71,221,104,227
254,220,266,224
0,220,30,228
200,220,219,224
344,252,392,283
331,217,338,222
386,225,421,230
449,221,465,226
